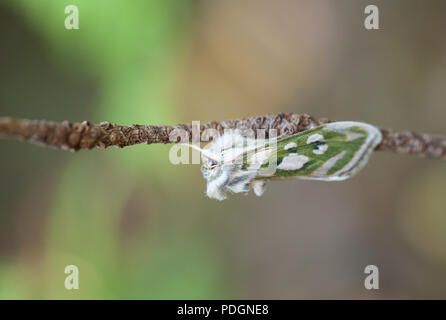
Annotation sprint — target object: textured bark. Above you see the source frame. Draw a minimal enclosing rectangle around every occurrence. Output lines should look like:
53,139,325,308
1,114,445,160
376,128,446,160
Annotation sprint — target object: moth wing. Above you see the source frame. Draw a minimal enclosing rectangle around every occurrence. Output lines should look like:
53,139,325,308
258,121,382,181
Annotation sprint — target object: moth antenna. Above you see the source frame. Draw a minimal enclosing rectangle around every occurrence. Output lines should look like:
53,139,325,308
180,143,220,162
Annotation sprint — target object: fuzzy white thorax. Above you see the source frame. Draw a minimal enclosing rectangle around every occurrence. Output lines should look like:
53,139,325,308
201,132,268,200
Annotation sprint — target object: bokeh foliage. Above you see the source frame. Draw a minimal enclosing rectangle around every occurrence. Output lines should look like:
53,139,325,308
1,0,228,299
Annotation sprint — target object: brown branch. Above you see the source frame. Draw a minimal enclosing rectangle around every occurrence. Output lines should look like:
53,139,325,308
376,128,446,159
1,114,445,160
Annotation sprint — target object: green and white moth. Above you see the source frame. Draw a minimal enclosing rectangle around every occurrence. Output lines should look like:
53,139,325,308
199,121,382,200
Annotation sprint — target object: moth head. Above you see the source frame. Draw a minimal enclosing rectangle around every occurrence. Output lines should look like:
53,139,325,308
182,133,262,200
201,157,251,201
201,152,258,201
180,142,224,181
200,153,223,180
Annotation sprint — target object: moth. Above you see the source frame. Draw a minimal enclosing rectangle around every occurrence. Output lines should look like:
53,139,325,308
196,121,382,200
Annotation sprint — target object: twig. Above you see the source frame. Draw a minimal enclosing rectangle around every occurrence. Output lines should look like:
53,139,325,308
1,114,445,160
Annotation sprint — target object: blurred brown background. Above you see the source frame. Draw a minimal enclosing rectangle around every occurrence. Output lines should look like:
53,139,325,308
1,0,446,299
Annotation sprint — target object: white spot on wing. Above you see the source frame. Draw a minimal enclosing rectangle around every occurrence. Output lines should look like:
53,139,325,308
277,154,309,170
307,133,324,144
307,133,328,154
284,142,297,150
313,144,328,155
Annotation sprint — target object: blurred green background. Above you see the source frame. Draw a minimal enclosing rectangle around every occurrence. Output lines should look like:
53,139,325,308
1,0,446,299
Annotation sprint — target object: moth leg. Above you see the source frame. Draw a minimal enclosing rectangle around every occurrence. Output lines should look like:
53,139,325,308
251,180,266,197
226,172,255,194
227,181,250,194
206,172,230,200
